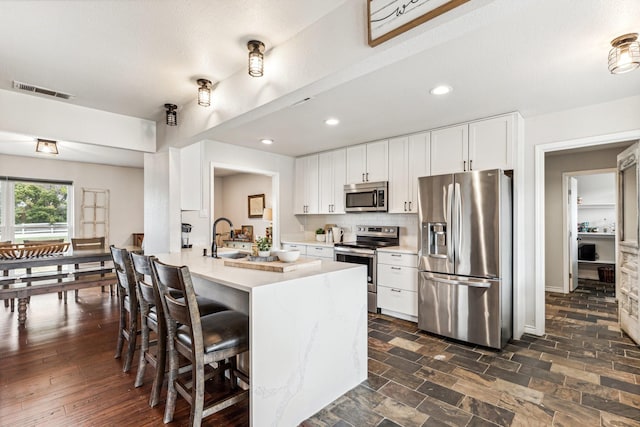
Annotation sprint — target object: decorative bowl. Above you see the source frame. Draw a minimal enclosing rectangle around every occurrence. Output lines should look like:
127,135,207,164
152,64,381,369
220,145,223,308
277,250,300,263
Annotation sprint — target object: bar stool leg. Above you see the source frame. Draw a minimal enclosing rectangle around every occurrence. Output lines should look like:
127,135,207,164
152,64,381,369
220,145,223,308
114,294,126,359
122,306,138,373
163,331,179,424
134,318,150,388
149,328,166,407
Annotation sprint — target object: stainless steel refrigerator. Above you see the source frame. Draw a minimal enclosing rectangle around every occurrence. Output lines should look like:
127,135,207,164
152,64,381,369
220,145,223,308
417,169,512,349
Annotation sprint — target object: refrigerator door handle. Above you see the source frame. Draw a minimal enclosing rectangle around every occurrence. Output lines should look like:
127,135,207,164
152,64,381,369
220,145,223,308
446,183,454,263
455,182,463,256
430,276,491,289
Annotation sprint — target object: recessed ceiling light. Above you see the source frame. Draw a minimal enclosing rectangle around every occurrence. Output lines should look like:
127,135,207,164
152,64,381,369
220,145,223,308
325,118,340,126
430,85,452,95
261,139,274,145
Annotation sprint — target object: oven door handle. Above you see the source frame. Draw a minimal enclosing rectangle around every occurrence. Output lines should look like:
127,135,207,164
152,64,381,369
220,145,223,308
334,248,376,257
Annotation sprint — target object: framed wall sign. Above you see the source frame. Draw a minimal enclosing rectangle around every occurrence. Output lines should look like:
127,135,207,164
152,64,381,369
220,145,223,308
368,0,470,47
248,194,265,218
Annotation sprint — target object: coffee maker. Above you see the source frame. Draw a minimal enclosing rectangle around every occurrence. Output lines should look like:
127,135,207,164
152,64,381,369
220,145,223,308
181,223,192,248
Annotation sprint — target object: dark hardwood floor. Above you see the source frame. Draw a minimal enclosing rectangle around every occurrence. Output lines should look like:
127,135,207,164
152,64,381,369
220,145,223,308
0,289,248,426
2,280,640,426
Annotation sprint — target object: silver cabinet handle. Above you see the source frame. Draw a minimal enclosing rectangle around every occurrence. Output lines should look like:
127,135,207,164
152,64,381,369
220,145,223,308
390,254,401,257
463,160,467,171
409,201,412,211
391,288,401,293
470,159,473,170
404,201,407,211
390,266,402,270
366,172,369,181
362,173,365,182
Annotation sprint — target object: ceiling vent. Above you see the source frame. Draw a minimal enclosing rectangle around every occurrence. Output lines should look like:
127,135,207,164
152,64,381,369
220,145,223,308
12,80,74,100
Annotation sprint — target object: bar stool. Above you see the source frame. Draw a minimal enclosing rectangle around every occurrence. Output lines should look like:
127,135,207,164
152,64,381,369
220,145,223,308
130,253,229,407
110,245,139,373
152,259,249,427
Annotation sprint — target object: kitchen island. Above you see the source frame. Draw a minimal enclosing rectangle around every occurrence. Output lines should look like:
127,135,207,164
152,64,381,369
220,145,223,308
155,248,367,427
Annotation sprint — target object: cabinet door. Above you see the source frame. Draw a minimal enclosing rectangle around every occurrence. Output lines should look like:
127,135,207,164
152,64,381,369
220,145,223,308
318,152,334,214
318,149,346,214
431,124,468,175
366,139,388,182
307,246,334,259
180,142,201,211
282,243,307,255
304,155,319,214
469,114,513,171
294,157,306,214
378,287,418,317
388,137,409,213
331,149,346,214
346,144,367,184
407,132,430,212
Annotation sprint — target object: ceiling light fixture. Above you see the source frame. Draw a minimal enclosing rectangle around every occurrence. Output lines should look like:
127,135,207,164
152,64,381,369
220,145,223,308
197,79,212,107
608,33,640,74
430,85,452,95
260,139,274,145
248,40,265,77
165,104,178,126
325,118,340,126
36,139,58,155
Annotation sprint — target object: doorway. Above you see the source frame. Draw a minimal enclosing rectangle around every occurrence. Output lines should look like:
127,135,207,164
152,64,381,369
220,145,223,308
562,169,616,294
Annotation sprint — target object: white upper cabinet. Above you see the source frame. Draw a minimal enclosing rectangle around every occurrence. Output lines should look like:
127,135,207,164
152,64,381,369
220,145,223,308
468,114,514,171
346,140,388,184
180,142,202,211
430,124,468,175
319,149,346,214
294,154,319,215
389,133,430,213
431,114,516,175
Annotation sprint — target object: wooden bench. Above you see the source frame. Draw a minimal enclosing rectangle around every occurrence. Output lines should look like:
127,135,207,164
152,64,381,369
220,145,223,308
0,248,116,326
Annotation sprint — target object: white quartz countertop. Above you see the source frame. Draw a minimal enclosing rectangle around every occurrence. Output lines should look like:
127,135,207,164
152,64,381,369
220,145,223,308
156,246,362,293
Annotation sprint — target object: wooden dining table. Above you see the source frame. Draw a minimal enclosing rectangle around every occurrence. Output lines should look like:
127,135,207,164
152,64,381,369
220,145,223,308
0,248,117,326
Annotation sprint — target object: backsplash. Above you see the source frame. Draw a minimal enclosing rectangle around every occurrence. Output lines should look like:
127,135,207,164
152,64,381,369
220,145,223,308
285,213,419,248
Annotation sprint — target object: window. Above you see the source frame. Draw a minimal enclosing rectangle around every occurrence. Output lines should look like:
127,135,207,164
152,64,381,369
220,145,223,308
0,177,74,243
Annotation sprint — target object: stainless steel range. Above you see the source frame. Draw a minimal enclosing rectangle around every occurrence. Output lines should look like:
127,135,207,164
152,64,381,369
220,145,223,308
334,225,399,313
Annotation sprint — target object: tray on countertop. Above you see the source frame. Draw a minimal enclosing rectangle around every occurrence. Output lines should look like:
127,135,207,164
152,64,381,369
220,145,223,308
223,257,321,272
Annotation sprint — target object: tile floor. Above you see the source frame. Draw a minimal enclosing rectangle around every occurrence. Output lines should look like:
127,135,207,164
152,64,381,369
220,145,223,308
302,280,640,426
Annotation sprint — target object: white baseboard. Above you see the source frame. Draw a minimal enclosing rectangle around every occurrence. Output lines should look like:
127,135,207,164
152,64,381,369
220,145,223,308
380,309,417,323
545,285,565,293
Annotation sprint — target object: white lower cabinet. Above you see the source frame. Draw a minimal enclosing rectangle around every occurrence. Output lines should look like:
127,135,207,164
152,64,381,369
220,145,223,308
282,243,307,255
306,246,334,259
224,241,253,251
377,252,418,318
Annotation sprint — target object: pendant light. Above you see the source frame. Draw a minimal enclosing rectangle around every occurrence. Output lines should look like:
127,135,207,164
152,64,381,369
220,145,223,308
247,40,265,77
197,79,212,107
165,104,177,126
608,33,640,74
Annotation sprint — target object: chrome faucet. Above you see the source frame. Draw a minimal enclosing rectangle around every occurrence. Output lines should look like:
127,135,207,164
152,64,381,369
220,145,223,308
212,217,234,258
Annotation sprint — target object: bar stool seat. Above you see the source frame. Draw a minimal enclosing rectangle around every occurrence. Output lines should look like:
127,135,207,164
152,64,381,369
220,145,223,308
175,310,249,353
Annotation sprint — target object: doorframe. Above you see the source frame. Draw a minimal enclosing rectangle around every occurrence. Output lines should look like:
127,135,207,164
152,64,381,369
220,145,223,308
534,129,640,336
561,168,616,294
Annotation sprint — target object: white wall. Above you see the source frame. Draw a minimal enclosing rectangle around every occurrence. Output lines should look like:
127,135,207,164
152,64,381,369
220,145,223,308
0,153,143,246
544,148,620,290
218,173,272,241
525,94,640,334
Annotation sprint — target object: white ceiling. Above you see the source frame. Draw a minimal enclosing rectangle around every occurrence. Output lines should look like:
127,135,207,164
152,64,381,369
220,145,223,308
0,0,639,164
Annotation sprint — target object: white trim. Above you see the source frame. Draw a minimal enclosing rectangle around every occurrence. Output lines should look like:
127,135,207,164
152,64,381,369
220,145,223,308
512,113,525,339
534,129,640,337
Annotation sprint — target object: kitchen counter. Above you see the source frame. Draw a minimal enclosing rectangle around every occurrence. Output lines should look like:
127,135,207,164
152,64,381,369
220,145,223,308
280,239,337,247
155,246,367,427
377,245,418,255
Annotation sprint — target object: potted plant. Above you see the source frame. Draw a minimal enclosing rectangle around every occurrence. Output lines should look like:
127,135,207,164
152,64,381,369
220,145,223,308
315,227,326,242
256,236,271,257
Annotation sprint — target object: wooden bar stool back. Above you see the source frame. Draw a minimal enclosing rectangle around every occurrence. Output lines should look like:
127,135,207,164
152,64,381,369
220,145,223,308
130,252,165,407
152,259,249,427
110,245,139,373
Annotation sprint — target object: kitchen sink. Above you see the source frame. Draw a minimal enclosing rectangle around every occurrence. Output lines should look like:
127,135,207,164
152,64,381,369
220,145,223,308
217,252,249,259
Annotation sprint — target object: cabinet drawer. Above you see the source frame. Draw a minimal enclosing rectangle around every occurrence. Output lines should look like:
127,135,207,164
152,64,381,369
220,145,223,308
378,286,417,317
307,246,334,259
377,252,418,268
378,264,417,292
282,244,307,255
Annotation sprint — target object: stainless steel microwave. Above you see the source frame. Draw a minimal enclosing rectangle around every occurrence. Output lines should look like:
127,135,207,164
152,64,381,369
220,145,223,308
344,181,388,212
